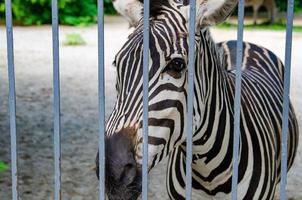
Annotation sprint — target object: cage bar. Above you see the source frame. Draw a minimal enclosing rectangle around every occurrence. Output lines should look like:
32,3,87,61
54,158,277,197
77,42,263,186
5,0,18,199
51,0,62,199
142,0,150,199
97,0,106,199
231,0,245,199
280,0,295,199
185,0,197,199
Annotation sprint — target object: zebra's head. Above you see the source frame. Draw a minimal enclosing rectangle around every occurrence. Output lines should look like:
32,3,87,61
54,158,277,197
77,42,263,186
96,0,237,199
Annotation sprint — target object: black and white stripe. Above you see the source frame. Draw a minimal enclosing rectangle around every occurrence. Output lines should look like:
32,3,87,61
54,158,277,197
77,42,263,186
105,1,299,199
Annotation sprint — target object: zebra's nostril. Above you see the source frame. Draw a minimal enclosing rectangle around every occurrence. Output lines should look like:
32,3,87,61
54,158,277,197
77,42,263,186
120,163,137,185
104,131,140,187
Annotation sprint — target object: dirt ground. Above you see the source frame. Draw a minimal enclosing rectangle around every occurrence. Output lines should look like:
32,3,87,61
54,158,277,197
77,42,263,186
0,16,301,200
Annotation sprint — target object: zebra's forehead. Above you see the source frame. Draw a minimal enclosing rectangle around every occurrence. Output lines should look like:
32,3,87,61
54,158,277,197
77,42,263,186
114,26,189,73
114,12,190,67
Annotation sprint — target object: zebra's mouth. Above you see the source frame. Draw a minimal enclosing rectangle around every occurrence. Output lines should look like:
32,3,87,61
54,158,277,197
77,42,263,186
105,170,142,200
96,132,143,200
96,159,142,200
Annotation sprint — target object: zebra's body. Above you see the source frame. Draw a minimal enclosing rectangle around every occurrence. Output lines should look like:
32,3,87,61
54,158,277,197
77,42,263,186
166,30,298,199
97,1,299,199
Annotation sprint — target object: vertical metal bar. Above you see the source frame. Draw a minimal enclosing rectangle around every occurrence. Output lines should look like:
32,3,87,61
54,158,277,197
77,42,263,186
231,0,245,199
186,0,196,199
97,0,105,199
51,0,61,199
142,0,150,199
280,0,295,199
5,0,18,199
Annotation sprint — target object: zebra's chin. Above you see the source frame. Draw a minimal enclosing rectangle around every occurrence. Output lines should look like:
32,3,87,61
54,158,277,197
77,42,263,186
106,178,142,200
106,165,142,200
96,132,143,200
96,155,142,200
96,163,142,200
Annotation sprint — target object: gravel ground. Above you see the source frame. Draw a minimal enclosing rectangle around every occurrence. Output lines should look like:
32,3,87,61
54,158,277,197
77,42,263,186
0,16,301,200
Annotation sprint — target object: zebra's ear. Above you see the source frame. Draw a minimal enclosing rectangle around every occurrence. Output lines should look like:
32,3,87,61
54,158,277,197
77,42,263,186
113,0,171,27
196,0,237,27
112,0,143,27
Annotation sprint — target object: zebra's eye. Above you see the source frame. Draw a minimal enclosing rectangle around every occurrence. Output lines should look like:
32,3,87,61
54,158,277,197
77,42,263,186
165,58,186,73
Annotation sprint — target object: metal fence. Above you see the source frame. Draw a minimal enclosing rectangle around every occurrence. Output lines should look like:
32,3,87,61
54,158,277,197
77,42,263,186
4,0,295,199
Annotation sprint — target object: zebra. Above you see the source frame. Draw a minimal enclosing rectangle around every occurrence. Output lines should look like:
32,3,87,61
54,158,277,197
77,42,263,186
245,0,278,25
96,0,299,199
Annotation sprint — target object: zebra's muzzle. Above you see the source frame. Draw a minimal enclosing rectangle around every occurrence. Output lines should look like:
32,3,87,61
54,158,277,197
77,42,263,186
96,132,142,200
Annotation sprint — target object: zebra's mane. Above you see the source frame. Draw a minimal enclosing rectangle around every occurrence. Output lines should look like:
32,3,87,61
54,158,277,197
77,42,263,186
199,28,225,70
137,0,190,16
137,0,170,16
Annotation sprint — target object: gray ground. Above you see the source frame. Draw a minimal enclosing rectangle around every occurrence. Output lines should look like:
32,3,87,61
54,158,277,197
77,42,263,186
0,16,301,200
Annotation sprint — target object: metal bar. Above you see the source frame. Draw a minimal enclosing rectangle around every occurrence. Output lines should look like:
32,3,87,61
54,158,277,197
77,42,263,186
231,0,245,199
51,0,61,199
142,0,150,199
280,0,295,199
185,0,196,199
5,0,18,199
97,0,106,199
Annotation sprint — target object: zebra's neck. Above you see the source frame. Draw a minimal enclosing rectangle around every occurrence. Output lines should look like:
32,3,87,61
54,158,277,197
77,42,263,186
192,28,232,156
195,28,227,101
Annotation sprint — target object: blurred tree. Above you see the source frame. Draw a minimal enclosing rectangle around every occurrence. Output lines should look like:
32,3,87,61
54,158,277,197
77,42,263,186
104,0,116,14
0,0,115,25
0,0,301,25
276,0,302,12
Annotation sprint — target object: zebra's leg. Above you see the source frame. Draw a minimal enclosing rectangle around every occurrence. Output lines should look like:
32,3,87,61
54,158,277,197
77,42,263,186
166,146,186,200
252,5,260,25
264,0,278,23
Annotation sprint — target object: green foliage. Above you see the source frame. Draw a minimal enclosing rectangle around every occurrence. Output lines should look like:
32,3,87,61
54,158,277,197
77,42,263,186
63,33,86,46
0,0,301,25
0,161,9,172
0,0,116,25
104,0,116,15
276,0,302,12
